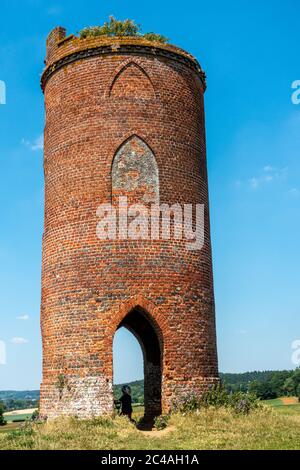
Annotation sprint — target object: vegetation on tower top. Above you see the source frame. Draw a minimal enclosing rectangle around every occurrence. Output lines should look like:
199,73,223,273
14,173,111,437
79,16,169,44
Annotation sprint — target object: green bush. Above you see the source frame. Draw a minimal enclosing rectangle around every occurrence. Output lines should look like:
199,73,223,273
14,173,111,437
143,33,169,44
201,385,259,414
199,384,230,408
79,16,169,44
80,16,139,39
171,385,260,415
228,392,260,415
172,391,200,413
154,414,170,431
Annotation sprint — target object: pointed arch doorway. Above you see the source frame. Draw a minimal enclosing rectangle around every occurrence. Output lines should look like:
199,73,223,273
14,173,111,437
114,306,163,420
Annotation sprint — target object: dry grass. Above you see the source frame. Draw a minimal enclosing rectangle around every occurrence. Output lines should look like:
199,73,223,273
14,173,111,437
0,407,300,450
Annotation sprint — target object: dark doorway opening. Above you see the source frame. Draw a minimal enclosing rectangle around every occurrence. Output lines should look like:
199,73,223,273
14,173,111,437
114,306,162,421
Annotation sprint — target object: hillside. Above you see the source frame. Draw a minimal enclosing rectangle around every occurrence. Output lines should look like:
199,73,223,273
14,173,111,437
0,391,39,411
1,369,298,410
0,391,39,401
114,380,144,403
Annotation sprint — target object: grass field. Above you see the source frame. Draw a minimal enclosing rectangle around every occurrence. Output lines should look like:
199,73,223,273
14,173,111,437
0,409,36,433
0,422,22,434
263,397,300,416
1,404,300,450
4,413,34,423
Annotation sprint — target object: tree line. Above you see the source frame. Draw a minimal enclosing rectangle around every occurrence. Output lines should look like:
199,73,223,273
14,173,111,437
1,369,299,415
221,369,300,400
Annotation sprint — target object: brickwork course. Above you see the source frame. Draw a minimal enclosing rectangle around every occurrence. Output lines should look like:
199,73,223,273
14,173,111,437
40,27,219,419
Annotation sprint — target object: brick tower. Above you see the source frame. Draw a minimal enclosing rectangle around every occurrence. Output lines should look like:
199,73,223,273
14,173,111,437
40,27,219,419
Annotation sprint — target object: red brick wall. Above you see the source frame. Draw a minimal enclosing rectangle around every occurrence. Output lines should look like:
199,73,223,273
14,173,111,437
40,28,219,419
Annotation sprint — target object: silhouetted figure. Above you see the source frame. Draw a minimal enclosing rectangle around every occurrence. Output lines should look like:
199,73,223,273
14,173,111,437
119,385,134,422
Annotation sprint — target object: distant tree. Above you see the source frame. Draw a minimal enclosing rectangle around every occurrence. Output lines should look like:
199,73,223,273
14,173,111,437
284,369,300,397
296,384,300,401
222,370,300,400
248,380,260,396
0,402,6,426
291,369,300,392
269,371,291,397
283,377,296,396
249,380,277,400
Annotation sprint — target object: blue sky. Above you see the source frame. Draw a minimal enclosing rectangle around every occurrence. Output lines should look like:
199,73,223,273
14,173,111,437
0,0,299,389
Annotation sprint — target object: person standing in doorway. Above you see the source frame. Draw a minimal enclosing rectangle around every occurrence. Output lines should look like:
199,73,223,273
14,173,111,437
119,385,134,422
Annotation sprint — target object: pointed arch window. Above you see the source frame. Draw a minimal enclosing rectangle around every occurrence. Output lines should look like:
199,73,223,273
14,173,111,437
112,136,159,205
